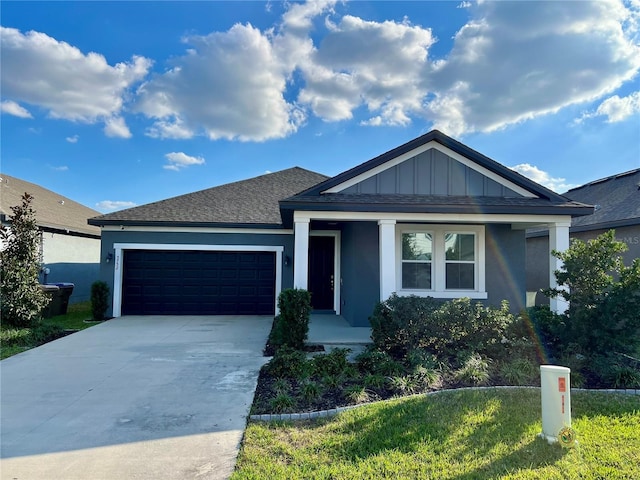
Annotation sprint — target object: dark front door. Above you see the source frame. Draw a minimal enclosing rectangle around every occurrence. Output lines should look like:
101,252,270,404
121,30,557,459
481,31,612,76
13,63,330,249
308,236,335,310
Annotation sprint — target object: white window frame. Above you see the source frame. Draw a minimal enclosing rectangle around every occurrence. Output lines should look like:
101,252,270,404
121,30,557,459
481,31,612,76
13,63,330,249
396,225,487,299
400,231,434,290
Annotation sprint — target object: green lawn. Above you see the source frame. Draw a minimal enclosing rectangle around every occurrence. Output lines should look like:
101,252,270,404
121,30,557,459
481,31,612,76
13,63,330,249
233,388,640,480
0,301,95,359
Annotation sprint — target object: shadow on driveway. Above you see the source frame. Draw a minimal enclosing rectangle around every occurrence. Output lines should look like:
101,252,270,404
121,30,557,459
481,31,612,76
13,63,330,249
0,315,272,480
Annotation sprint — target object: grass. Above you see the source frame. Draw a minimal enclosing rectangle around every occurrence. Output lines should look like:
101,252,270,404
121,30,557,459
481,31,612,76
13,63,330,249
0,301,95,360
233,388,640,479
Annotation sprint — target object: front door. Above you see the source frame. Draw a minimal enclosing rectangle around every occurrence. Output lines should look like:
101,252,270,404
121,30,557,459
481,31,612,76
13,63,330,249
308,236,335,310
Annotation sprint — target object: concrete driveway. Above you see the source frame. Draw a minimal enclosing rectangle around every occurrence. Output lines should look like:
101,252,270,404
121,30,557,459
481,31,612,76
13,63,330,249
0,315,272,480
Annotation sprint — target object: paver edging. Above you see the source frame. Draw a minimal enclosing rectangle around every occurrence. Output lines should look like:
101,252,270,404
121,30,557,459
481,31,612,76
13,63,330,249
248,386,640,422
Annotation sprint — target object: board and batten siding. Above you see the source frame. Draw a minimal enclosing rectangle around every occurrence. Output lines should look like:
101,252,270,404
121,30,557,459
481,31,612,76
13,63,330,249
342,149,523,197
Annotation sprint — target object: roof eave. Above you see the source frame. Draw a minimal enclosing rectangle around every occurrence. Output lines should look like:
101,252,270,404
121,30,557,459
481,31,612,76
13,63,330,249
88,218,286,229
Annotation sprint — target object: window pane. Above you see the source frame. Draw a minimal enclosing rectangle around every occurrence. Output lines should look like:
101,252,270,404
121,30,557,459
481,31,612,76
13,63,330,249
445,233,475,261
402,233,432,261
446,263,475,289
402,263,431,289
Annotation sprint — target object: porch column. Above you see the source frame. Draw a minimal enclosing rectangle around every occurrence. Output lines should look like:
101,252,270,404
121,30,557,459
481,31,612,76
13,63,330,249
549,221,571,314
379,219,396,301
293,218,310,289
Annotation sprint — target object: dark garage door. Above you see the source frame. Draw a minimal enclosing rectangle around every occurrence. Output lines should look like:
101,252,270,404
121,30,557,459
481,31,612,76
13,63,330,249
122,250,276,315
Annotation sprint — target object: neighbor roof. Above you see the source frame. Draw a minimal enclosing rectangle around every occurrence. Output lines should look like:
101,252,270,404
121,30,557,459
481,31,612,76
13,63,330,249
89,167,329,228
0,174,101,237
564,168,640,231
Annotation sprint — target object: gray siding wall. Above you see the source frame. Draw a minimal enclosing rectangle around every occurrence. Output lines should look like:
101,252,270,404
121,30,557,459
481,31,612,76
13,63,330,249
99,230,294,317
526,225,640,306
485,224,526,312
342,149,522,197
340,222,380,327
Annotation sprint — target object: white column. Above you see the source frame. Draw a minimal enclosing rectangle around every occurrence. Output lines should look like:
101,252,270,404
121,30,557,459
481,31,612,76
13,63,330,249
293,218,310,289
379,219,396,301
549,222,571,314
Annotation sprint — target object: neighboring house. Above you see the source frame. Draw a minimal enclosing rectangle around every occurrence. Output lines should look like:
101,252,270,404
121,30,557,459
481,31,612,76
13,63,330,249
89,130,593,326
1,174,101,303
527,168,640,305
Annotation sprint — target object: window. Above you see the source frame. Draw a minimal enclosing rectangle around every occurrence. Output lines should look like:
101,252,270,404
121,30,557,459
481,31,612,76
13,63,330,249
397,225,485,298
402,233,432,289
445,233,475,289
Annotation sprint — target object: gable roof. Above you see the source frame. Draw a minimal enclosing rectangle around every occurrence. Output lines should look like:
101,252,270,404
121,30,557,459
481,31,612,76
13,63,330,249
564,168,640,231
294,130,569,201
280,130,593,221
89,167,329,228
0,174,101,237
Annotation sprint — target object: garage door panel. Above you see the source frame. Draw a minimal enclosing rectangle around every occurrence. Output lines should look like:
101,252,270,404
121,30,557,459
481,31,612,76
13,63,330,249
122,250,276,315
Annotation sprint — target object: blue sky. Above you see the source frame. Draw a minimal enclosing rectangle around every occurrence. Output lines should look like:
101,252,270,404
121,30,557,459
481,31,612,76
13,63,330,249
1,1,639,213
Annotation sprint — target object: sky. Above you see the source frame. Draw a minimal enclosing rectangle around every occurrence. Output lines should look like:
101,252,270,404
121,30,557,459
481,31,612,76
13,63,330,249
1,0,639,214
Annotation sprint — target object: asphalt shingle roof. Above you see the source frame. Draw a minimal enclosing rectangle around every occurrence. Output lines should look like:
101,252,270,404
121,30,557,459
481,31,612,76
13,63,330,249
0,174,101,237
89,167,329,227
564,169,640,230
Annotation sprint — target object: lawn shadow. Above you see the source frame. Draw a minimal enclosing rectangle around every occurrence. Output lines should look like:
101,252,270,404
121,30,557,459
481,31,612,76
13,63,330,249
310,388,572,476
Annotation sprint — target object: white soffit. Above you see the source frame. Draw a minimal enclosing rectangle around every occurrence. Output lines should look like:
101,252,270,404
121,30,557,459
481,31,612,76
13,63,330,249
322,141,538,198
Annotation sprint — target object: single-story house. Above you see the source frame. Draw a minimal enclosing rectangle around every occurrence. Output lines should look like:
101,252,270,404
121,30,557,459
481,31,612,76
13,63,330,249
88,130,593,326
527,168,640,305
1,174,102,303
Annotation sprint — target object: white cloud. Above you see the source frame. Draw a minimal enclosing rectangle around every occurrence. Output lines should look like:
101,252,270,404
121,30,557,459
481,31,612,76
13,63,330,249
509,164,577,193
136,22,304,142
95,200,137,213
1,27,151,130
51,165,69,171
424,0,640,135
65,135,79,143
578,91,640,123
104,117,132,138
1,100,32,118
163,151,205,171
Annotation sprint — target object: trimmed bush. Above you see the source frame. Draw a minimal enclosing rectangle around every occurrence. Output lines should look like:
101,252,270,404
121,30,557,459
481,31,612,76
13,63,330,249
266,346,310,379
271,289,311,350
370,294,515,363
312,348,351,377
91,281,110,321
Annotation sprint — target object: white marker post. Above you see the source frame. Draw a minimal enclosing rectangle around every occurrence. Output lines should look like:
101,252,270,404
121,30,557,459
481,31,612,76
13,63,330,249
539,365,573,445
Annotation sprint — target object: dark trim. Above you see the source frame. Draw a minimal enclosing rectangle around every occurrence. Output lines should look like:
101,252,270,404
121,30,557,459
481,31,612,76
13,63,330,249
526,218,640,238
294,130,570,203
87,218,287,229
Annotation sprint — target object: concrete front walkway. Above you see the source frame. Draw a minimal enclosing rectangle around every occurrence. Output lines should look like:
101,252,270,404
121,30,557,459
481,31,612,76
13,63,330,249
0,315,272,480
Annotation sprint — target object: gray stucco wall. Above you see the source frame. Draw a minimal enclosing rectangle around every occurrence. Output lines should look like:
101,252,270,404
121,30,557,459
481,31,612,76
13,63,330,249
40,233,100,303
526,225,640,305
340,222,380,327
485,224,526,312
99,230,294,317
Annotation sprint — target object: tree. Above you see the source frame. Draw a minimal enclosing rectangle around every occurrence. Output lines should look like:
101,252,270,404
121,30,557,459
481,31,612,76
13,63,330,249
0,193,50,327
545,230,640,356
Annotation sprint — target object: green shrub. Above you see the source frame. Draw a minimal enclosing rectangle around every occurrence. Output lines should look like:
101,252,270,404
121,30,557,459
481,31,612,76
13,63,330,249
0,327,33,347
300,380,322,403
362,373,387,389
91,281,110,321
499,358,537,386
266,346,310,379
355,348,404,376
453,353,491,386
370,295,515,362
312,348,351,377
269,392,296,413
545,230,640,358
29,323,65,346
369,294,441,358
345,386,373,404
272,289,311,350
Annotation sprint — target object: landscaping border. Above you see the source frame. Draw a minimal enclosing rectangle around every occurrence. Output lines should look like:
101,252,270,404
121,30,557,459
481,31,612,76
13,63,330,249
249,386,640,422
